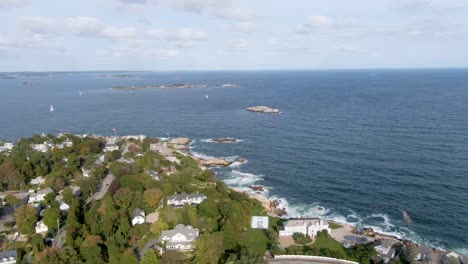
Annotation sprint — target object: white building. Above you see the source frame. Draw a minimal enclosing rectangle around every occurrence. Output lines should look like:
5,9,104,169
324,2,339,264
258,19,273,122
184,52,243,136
251,216,269,229
167,193,207,207
0,250,17,264
279,218,331,238
30,143,49,153
147,171,161,181
131,208,146,226
0,142,14,152
104,137,119,152
374,239,397,263
28,188,54,203
30,176,45,185
122,135,147,141
158,224,199,252
35,220,48,233
81,168,91,178
59,203,70,211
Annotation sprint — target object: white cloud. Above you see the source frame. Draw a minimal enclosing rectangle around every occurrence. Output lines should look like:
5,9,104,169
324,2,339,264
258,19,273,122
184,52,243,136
0,0,30,9
230,38,249,49
215,6,255,21
146,27,207,45
232,22,260,33
65,16,136,39
298,15,335,33
167,0,227,12
21,17,59,35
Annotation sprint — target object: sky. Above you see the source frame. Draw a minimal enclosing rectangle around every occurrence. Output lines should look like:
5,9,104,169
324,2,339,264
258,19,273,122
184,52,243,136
0,0,467,71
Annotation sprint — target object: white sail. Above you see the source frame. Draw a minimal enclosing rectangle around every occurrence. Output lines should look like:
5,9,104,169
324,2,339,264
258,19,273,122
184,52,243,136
50,105,54,112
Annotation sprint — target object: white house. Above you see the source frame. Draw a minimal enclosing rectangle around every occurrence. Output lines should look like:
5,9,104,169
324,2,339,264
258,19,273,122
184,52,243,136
82,169,91,178
251,216,269,229
374,239,397,263
279,218,331,238
30,176,45,185
167,193,207,207
122,135,147,141
132,208,146,226
30,143,49,153
0,250,17,264
104,137,119,152
165,156,180,165
28,188,54,203
147,171,161,181
0,142,14,152
158,224,199,252
59,202,70,211
35,220,48,233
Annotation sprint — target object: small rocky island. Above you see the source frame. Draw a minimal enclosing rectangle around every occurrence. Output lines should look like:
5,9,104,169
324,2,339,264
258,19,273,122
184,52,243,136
246,106,281,114
208,137,239,143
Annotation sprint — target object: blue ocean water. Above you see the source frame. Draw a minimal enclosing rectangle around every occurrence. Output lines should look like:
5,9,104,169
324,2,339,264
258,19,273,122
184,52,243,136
1,69,467,252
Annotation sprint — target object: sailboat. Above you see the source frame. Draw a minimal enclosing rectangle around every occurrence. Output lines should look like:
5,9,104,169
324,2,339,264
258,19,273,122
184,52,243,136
205,94,209,99
79,91,83,96
50,105,54,112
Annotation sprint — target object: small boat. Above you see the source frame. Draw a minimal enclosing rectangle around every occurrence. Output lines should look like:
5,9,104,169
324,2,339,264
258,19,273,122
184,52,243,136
50,105,54,112
400,209,412,225
79,91,83,96
205,94,209,99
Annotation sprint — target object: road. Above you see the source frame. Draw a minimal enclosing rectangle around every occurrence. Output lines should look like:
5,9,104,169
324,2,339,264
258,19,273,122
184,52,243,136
86,173,115,204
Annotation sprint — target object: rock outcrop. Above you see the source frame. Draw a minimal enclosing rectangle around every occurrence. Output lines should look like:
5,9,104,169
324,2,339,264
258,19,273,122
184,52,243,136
246,106,280,114
199,158,232,167
360,227,376,237
209,137,238,143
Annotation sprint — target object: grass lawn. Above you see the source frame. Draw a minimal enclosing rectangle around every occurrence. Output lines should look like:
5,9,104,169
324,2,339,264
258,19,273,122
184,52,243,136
286,232,349,259
329,222,343,229
244,229,270,256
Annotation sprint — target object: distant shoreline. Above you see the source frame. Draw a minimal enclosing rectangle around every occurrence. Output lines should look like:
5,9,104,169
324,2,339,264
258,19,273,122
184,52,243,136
112,83,238,91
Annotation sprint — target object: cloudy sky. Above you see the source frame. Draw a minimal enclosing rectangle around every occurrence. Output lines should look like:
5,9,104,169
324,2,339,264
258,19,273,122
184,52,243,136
0,0,467,71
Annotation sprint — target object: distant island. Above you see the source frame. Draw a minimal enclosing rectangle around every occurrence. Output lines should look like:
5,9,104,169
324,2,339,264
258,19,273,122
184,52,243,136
246,106,281,114
113,83,238,91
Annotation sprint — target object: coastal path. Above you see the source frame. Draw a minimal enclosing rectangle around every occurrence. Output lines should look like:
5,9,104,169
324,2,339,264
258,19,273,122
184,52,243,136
86,173,115,204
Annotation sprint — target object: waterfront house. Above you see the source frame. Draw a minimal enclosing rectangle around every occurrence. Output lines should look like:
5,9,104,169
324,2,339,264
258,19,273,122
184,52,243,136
132,208,146,226
374,239,397,263
30,176,45,185
0,142,14,152
415,245,433,262
251,216,269,229
166,193,207,207
150,142,173,156
441,251,461,264
279,218,331,238
122,135,147,141
35,220,48,233
0,250,17,264
158,224,199,252
30,143,49,153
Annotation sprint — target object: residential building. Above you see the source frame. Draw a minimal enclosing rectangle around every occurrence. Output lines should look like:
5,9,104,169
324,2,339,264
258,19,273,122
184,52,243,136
30,176,45,185
82,168,91,178
158,224,199,252
415,245,433,263
279,218,331,238
104,137,119,152
122,135,147,141
374,239,397,263
251,216,269,229
150,142,173,156
147,170,161,181
0,142,14,152
59,202,70,211
0,250,17,264
30,143,49,153
166,193,207,207
35,220,48,233
132,208,146,226
28,188,54,203
441,251,460,264
0,192,29,206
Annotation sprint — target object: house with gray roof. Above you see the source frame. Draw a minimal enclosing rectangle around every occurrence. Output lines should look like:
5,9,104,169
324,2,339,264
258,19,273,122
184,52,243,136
415,245,433,263
374,239,398,263
441,251,461,264
0,250,17,264
158,224,199,252
167,193,207,207
131,208,145,226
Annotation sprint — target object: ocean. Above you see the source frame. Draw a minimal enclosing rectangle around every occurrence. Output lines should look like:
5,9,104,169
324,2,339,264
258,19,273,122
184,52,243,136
1,69,467,253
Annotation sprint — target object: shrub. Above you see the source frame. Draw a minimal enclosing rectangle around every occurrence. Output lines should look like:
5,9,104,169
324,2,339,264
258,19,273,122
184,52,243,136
293,232,312,244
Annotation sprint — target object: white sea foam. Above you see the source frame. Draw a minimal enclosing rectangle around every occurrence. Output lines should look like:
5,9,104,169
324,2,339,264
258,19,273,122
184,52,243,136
229,159,248,168
223,170,263,186
201,138,244,143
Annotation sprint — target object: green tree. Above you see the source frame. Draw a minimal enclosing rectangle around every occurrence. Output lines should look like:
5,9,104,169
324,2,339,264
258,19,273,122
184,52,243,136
15,204,38,235
67,153,80,172
403,244,418,264
0,160,24,190
29,233,45,253
193,232,224,264
150,220,169,236
4,194,20,207
143,188,164,208
161,250,184,264
114,187,135,209
43,207,61,232
80,235,104,264
141,249,159,264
